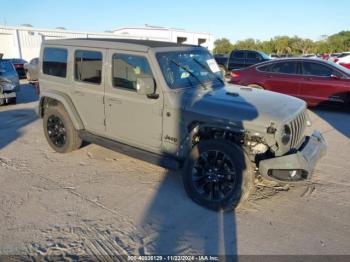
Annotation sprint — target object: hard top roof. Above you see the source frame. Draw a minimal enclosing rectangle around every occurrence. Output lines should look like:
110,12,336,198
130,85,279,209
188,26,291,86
43,38,199,50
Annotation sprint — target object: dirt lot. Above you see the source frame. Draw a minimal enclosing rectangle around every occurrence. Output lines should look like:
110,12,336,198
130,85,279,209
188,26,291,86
0,82,349,259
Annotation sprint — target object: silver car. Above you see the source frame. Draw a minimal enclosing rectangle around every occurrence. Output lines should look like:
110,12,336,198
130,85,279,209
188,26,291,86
0,60,20,105
24,58,39,81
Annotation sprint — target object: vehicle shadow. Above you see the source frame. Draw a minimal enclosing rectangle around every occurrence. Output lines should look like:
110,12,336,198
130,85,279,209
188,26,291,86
311,105,350,139
138,79,258,257
0,108,38,149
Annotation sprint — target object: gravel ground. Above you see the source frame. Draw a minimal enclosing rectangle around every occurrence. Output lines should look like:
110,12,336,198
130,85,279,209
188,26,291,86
0,82,349,259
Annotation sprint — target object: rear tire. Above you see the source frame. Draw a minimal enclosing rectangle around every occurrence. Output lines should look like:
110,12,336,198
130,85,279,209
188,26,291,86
183,139,254,211
43,104,82,153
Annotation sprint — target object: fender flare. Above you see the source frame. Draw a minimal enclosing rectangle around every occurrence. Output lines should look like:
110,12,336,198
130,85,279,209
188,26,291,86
178,122,245,159
38,91,84,130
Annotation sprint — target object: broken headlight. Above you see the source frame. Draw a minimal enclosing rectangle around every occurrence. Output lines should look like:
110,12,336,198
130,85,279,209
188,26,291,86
281,124,291,145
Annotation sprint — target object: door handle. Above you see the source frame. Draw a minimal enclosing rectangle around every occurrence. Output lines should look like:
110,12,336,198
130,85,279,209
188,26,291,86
304,77,312,81
108,98,122,104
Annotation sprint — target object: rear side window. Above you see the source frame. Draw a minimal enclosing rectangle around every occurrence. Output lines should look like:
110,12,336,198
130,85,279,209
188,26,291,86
302,62,333,77
264,62,297,74
231,51,245,59
43,48,68,78
257,63,275,72
112,54,153,91
75,50,103,84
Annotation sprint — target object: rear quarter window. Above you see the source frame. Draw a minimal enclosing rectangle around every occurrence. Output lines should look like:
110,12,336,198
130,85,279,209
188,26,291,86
43,47,68,78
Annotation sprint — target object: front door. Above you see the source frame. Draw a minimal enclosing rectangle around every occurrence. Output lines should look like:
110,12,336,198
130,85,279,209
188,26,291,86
299,61,349,106
104,50,163,152
263,61,301,98
70,48,106,134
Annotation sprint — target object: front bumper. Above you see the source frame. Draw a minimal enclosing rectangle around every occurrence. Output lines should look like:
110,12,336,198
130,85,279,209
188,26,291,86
259,131,327,182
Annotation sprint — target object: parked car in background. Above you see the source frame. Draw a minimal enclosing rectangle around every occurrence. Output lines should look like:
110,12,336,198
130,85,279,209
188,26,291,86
2,58,27,78
215,50,270,75
333,52,350,69
0,60,20,104
24,58,39,81
328,53,341,62
213,54,229,76
302,54,317,58
230,58,350,107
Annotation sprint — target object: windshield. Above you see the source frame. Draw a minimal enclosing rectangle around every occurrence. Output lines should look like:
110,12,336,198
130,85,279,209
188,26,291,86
259,51,270,60
156,49,224,89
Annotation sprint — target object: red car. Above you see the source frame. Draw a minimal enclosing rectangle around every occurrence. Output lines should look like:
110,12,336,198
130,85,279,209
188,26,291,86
230,58,350,107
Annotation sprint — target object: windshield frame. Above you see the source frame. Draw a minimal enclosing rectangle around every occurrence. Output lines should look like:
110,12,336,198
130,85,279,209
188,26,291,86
155,48,225,90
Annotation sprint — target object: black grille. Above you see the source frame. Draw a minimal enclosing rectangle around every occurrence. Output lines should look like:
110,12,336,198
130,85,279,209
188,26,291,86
290,111,307,149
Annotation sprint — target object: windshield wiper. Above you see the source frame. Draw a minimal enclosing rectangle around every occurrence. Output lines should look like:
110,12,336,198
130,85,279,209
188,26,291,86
170,59,207,89
192,58,225,85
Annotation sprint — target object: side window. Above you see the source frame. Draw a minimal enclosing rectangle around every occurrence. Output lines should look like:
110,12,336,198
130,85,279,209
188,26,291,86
269,62,297,74
302,62,333,77
247,52,260,60
112,54,153,91
43,48,68,78
231,51,245,59
257,64,274,72
75,50,102,84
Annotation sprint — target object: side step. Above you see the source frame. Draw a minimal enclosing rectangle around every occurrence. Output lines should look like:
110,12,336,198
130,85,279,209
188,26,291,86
79,131,181,170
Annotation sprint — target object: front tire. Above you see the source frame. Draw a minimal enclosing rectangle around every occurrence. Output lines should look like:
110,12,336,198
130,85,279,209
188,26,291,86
43,104,82,153
183,139,254,211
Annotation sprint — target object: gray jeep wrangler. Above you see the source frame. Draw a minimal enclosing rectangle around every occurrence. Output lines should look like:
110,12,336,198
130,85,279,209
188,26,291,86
38,39,327,211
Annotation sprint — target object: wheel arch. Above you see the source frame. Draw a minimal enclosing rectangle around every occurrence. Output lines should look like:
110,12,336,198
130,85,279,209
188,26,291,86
39,91,84,130
178,121,246,159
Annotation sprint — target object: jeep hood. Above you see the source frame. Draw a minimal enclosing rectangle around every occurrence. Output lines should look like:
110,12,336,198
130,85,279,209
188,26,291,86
184,84,306,132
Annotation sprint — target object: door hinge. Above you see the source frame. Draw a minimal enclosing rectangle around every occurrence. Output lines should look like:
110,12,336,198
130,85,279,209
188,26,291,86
103,118,106,126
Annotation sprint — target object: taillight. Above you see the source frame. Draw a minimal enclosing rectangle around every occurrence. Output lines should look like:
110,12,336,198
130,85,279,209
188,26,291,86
231,71,240,78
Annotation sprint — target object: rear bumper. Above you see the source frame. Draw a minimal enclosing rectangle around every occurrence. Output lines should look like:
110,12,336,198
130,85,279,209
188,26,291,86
259,131,327,182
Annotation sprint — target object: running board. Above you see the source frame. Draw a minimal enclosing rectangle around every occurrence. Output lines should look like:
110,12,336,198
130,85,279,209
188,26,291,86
78,131,181,170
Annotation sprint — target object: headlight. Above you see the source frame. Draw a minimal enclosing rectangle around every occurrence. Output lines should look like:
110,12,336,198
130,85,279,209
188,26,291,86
281,125,291,145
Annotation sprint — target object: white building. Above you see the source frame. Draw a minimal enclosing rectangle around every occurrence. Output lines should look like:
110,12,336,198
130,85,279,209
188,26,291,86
0,24,214,61
112,25,214,50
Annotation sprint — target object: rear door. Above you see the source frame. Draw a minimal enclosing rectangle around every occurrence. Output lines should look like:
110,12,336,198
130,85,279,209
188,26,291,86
299,61,349,105
228,51,245,70
70,48,106,134
258,61,301,97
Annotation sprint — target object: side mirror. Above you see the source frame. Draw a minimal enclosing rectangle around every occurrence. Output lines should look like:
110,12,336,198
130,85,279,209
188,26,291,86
330,74,340,80
136,76,155,95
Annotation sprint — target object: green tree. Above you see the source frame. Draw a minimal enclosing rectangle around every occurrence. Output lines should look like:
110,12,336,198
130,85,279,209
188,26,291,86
213,38,234,54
